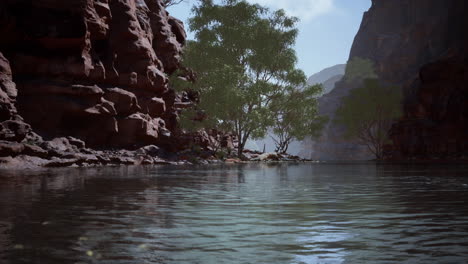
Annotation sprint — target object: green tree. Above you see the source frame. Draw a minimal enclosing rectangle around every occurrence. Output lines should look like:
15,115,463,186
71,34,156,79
269,84,327,154
178,0,307,157
345,57,377,83
334,78,402,159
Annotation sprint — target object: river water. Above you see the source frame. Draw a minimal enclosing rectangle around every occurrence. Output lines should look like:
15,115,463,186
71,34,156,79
0,163,468,264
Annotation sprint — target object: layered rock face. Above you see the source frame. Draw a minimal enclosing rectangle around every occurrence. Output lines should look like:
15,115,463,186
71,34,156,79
309,0,468,160
0,0,187,151
0,53,31,144
349,0,468,84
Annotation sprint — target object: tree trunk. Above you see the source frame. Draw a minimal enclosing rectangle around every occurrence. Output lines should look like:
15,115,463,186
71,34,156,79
237,132,243,158
237,134,247,158
237,145,243,158
276,137,291,154
237,130,252,158
283,142,289,154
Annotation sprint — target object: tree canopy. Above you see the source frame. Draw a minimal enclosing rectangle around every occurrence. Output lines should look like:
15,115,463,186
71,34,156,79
335,78,402,159
176,0,318,157
345,57,378,83
269,84,327,154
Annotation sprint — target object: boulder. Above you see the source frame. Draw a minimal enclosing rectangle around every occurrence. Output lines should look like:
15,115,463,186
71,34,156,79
22,144,48,158
0,53,18,121
256,152,280,161
0,120,31,142
67,137,86,149
111,113,161,148
0,141,24,157
44,137,79,153
0,52,16,98
136,145,161,156
140,97,166,117
104,88,140,116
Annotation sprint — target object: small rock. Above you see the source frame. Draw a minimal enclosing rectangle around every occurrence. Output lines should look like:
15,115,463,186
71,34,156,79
136,145,160,156
22,144,48,158
0,141,24,157
45,158,79,167
67,137,86,149
225,158,242,163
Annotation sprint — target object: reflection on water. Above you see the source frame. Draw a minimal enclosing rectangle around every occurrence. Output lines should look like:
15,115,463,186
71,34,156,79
1,163,468,264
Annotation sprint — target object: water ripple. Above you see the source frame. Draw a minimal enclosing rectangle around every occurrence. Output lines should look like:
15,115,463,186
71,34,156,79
1,163,468,263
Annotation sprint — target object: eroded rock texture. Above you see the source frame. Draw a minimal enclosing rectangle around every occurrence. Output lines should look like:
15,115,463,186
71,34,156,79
389,59,468,159
0,0,186,150
310,0,468,160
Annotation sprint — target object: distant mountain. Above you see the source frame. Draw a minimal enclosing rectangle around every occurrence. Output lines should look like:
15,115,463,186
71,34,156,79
307,64,345,94
321,74,344,95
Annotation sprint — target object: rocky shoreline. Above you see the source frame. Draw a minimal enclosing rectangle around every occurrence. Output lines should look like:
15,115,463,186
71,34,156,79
0,134,312,169
2,134,465,169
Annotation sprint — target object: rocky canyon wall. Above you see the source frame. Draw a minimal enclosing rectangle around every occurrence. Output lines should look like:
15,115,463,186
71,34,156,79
309,0,468,160
0,0,190,151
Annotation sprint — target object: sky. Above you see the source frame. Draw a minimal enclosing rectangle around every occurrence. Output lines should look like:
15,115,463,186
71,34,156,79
166,0,371,77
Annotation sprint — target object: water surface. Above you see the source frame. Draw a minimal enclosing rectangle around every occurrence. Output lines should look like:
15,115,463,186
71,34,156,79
1,163,468,264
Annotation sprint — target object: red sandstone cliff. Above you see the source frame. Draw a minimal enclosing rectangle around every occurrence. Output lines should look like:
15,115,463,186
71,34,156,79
1,0,188,148
0,0,199,166
309,0,468,160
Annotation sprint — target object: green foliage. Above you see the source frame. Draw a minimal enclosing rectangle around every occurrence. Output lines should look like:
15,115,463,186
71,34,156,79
177,0,309,157
269,84,327,153
345,57,377,83
335,78,402,159
214,149,228,160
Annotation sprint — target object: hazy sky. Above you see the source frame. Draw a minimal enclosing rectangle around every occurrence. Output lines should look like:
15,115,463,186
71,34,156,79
167,0,371,76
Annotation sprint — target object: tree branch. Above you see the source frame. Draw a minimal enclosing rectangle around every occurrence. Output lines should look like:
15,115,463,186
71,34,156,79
163,0,186,8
